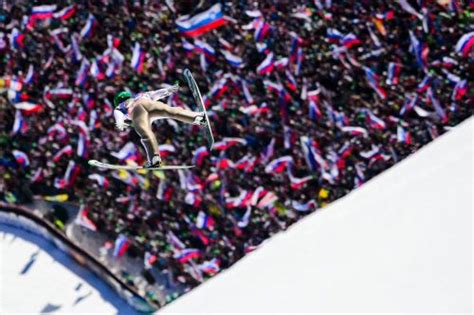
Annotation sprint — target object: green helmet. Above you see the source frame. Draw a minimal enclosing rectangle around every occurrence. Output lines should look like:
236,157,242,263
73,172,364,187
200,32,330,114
113,91,132,106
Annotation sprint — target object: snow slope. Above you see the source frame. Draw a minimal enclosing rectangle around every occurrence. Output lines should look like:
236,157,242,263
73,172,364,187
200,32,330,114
162,118,472,313
0,224,137,314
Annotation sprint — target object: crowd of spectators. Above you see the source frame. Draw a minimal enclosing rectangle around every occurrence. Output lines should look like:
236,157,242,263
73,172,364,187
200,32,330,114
0,0,472,304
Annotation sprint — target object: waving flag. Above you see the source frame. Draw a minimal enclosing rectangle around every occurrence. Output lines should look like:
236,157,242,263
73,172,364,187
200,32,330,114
13,102,43,115
46,88,74,100
234,155,257,172
364,67,387,99
400,94,418,116
88,173,110,189
289,32,302,63
194,40,216,61
342,33,361,48
397,125,412,144
237,207,252,228
196,211,215,229
265,156,293,173
455,32,474,57
111,142,138,161
221,50,243,67
12,110,28,135
241,80,254,104
257,52,274,75
113,234,130,257
175,249,201,263
192,146,210,166
199,258,220,275
75,206,97,231
144,252,157,269
287,170,313,190
452,80,467,101
9,28,25,50
28,5,56,29
386,62,402,85
12,150,30,168
409,30,429,68
53,145,73,162
300,136,328,171
131,42,145,73
159,144,176,157
341,126,368,137
326,28,344,42
365,110,386,129
254,18,271,41
80,14,97,39
213,137,247,151
427,88,448,123
75,59,89,86
176,3,226,37
292,200,317,212
77,134,89,158
31,4,56,20
416,75,432,93
256,191,278,209
54,5,76,21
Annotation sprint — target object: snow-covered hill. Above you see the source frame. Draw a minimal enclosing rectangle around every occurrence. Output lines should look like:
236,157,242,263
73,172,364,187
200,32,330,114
162,118,472,313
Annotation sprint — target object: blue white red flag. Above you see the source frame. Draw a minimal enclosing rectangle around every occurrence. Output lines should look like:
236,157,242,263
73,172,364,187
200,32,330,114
54,5,76,21
341,126,368,137
159,144,175,157
386,62,402,85
427,88,448,123
213,137,247,151
257,52,274,75
113,234,129,257
397,125,412,145
131,42,145,73
53,145,73,162
221,50,243,67
111,142,139,161
341,33,361,48
12,150,30,167
80,14,97,39
364,67,387,99
196,211,215,229
9,28,25,50
409,30,429,68
400,94,417,116
455,32,474,58
176,4,226,38
452,79,467,101
175,249,201,263
416,75,432,93
13,102,43,115
192,146,210,166
194,40,216,61
198,258,220,275
254,18,271,41
265,156,293,174
365,110,386,130
75,206,97,231
88,173,110,189
12,110,28,135
291,200,317,212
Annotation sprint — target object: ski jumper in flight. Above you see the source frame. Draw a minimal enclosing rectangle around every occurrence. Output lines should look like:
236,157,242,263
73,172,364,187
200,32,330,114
113,84,206,168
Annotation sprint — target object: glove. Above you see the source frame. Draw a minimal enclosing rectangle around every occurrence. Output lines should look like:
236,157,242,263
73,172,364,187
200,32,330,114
115,123,126,131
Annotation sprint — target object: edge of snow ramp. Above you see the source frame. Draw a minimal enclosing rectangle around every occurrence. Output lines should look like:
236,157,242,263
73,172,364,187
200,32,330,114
0,203,159,313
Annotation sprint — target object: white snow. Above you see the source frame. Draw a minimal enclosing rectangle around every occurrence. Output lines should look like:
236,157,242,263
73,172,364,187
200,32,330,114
0,224,136,314
162,118,472,313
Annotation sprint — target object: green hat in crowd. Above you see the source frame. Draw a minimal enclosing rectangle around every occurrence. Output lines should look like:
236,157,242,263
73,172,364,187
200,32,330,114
113,91,133,106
